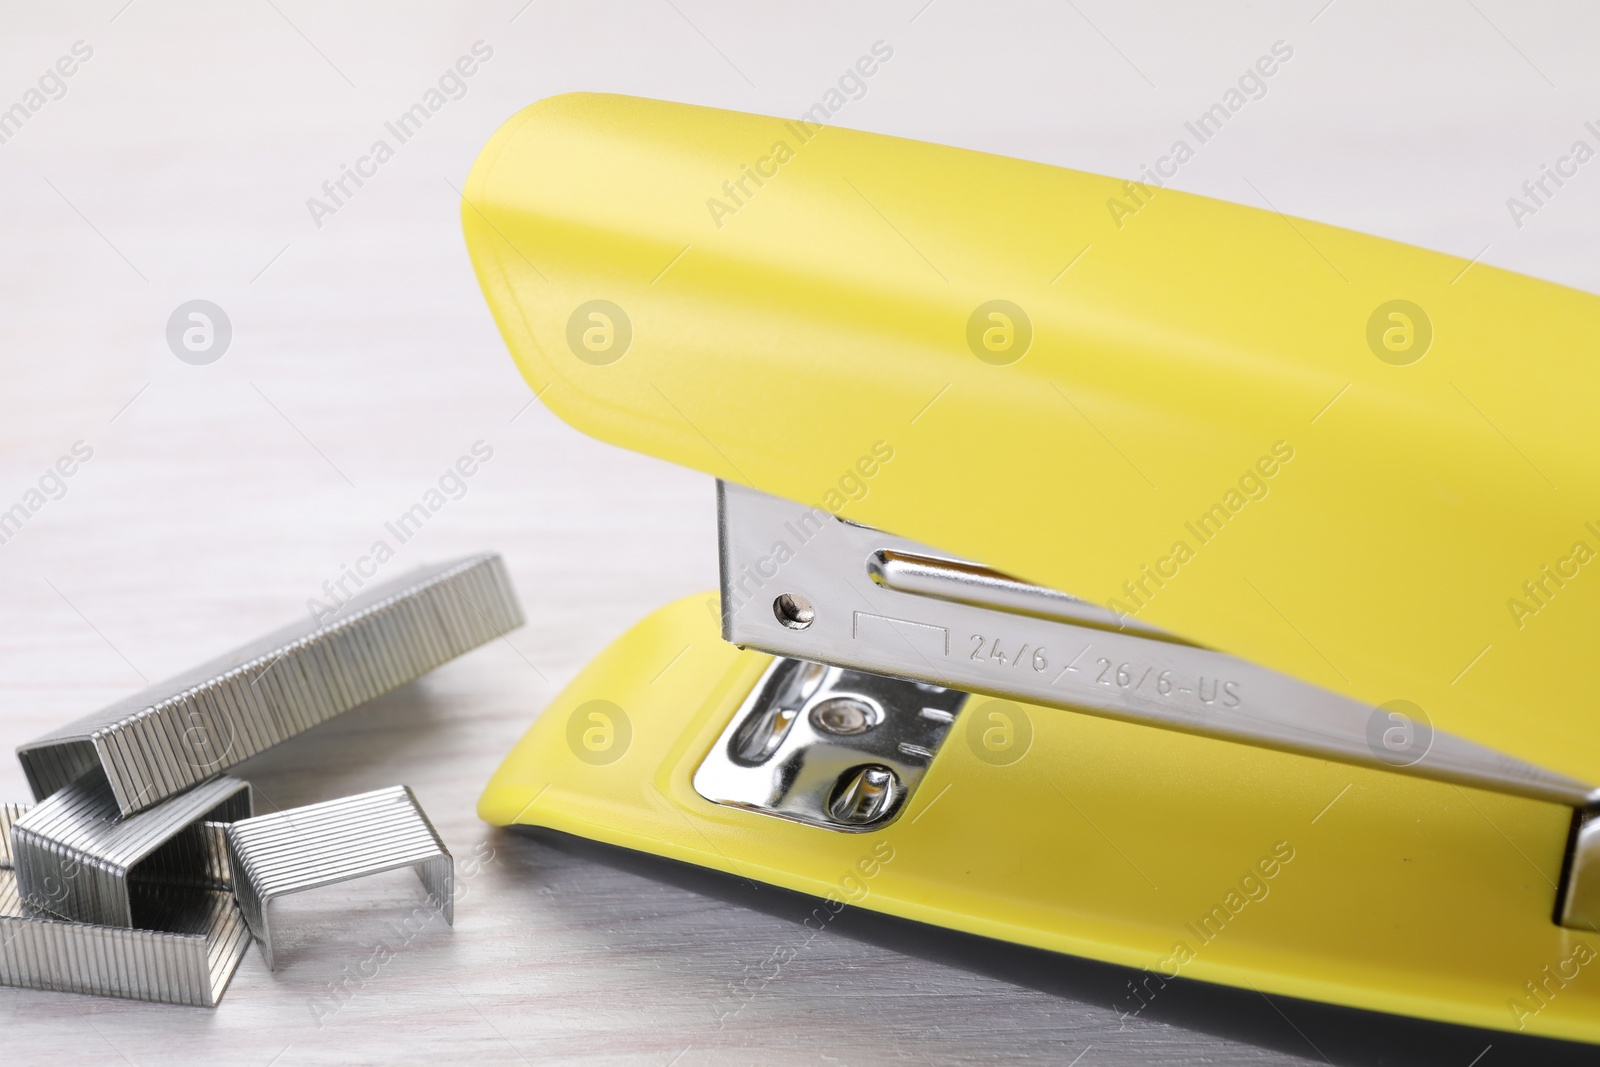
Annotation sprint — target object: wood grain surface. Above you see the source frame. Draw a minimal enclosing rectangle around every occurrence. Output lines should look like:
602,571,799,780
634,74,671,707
0,2,1596,1063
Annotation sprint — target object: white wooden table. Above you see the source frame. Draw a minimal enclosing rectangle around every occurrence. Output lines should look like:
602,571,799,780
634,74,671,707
1,2,1595,1062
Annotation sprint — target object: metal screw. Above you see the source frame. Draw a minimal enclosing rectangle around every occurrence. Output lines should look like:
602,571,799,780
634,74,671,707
810,696,878,736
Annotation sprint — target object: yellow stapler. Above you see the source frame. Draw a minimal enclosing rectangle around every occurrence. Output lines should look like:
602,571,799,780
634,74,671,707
464,93,1600,1044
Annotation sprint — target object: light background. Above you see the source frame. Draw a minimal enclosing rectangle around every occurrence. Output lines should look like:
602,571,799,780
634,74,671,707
0,2,1596,1064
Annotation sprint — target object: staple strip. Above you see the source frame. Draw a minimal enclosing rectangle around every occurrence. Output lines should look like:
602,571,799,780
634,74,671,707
17,554,524,816
227,785,452,970
0,871,250,1007
12,776,249,927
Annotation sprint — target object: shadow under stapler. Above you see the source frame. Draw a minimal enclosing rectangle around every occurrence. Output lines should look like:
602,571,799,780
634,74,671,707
514,827,1591,1067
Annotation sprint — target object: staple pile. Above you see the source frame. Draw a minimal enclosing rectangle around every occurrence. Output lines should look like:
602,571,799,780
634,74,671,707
0,554,521,1006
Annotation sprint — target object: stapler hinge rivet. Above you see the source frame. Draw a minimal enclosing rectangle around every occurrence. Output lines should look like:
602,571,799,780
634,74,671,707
772,593,815,630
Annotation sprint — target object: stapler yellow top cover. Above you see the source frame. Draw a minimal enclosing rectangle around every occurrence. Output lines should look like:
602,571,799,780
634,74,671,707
465,93,1600,1042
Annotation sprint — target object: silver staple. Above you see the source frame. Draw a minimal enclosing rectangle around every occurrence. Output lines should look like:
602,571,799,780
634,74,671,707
17,554,524,816
226,785,452,970
12,775,249,927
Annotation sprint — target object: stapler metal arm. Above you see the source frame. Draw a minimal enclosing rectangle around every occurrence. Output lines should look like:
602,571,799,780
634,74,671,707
717,480,1596,811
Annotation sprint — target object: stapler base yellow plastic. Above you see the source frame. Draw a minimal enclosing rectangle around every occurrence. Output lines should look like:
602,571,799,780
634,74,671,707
481,594,1600,1044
